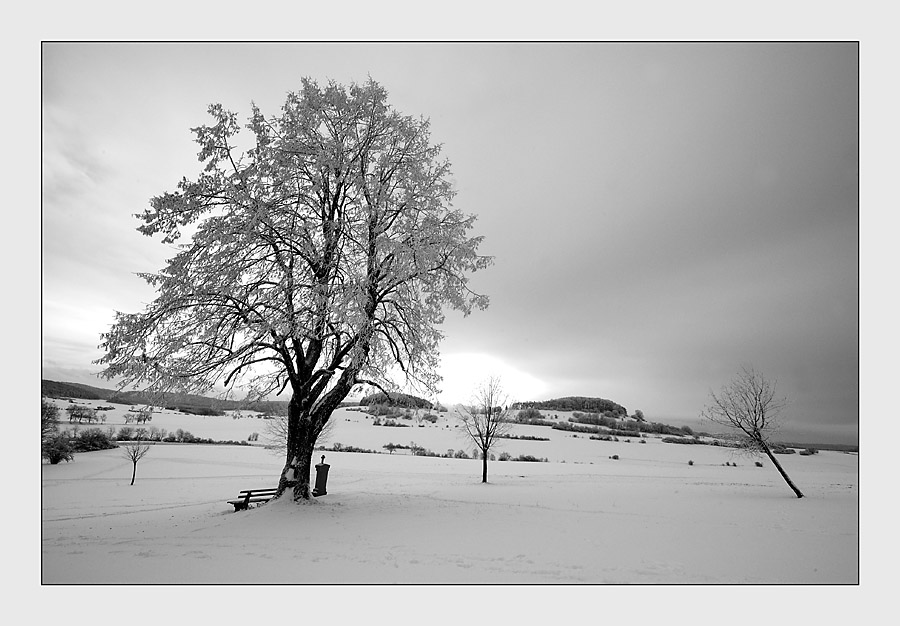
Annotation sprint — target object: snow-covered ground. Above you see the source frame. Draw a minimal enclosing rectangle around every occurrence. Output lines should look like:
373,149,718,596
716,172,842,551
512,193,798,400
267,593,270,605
42,401,858,587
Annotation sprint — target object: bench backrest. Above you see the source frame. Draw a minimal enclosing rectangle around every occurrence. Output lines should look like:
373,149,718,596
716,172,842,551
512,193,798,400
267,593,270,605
238,489,278,496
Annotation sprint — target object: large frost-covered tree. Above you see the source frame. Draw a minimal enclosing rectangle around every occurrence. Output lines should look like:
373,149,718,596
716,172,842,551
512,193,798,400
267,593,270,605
97,78,491,501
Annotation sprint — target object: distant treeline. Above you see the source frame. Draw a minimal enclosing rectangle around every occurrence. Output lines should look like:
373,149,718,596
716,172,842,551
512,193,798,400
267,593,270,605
41,380,362,416
42,379,243,409
240,400,289,416
42,380,113,400
514,408,696,439
360,392,432,409
772,441,858,453
513,396,627,415
568,412,691,436
165,405,225,416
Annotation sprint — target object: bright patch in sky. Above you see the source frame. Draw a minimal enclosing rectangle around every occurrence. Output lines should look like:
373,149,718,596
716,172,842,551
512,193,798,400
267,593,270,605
437,352,548,405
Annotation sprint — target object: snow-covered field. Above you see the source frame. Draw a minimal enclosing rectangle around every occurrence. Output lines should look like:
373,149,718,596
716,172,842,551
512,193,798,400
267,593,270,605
42,399,858,588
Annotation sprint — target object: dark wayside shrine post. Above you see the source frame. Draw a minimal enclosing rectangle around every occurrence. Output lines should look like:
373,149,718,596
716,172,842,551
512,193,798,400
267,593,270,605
313,455,330,497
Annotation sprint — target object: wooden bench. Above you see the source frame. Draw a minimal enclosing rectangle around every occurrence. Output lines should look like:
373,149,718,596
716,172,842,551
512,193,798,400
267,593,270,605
227,487,278,511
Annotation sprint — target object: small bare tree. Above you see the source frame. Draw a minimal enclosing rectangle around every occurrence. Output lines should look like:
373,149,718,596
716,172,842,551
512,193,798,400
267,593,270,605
701,365,803,498
122,437,152,486
457,377,514,483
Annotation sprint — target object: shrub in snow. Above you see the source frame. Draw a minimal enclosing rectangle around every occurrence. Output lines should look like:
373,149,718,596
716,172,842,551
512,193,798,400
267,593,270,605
177,430,199,443
72,428,117,452
516,407,543,422
755,461,764,467
43,432,74,464
662,437,704,445
609,454,619,460
771,446,796,455
688,460,694,466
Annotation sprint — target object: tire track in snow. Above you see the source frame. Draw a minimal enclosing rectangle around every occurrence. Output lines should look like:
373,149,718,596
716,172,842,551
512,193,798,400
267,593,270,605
42,499,223,522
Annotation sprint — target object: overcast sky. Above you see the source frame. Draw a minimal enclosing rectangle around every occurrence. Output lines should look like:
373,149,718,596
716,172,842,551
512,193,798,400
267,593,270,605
41,42,858,444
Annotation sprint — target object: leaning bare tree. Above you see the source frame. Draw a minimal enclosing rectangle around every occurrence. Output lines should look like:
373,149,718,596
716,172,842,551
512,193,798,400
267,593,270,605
700,365,804,498
458,376,513,483
122,437,152,486
96,78,491,501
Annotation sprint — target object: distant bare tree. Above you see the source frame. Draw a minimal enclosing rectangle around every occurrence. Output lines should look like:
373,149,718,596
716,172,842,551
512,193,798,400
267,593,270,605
135,406,153,424
66,404,97,424
457,377,514,483
42,399,73,464
42,399,59,442
263,411,334,456
701,365,804,498
122,437,152,486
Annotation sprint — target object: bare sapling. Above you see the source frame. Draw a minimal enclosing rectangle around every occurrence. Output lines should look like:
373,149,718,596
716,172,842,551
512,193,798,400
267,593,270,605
122,437,152,486
701,365,803,498
458,376,514,483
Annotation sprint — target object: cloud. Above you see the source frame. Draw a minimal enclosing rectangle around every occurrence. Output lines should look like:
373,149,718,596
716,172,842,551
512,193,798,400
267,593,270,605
39,43,858,445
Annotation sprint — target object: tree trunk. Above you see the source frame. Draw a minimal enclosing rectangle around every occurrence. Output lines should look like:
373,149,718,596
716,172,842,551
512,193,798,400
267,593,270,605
292,440,315,501
130,463,136,486
761,440,804,498
278,395,316,500
275,346,368,502
482,450,488,483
